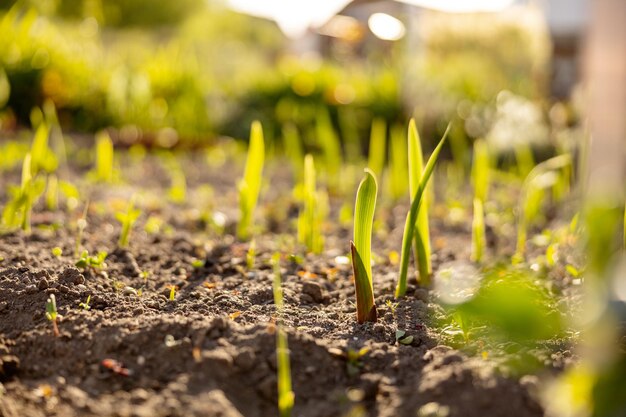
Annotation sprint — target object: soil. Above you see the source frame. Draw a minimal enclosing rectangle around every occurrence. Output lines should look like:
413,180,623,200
0,147,578,417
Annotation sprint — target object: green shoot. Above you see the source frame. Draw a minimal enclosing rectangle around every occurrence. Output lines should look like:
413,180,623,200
514,154,571,261
272,253,294,417
78,295,91,311
471,139,490,263
345,347,369,376
471,199,486,263
246,240,256,270
45,294,59,337
351,169,378,323
52,247,63,257
367,117,387,179
30,122,57,175
116,196,141,248
395,330,414,345
75,250,107,270
408,119,433,286
237,121,265,241
94,131,114,182
297,155,324,254
395,123,450,298
1,153,46,233
389,124,409,200
169,285,176,301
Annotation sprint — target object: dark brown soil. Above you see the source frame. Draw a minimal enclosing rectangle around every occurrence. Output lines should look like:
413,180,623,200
0,149,577,417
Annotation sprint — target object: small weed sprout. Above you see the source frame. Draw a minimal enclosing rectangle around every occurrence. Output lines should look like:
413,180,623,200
471,139,490,263
116,196,141,248
297,155,325,254
407,120,433,286
75,250,107,270
45,294,60,337
78,295,91,311
272,253,294,417
237,121,265,241
395,124,450,297
385,299,399,317
169,285,176,301
1,153,45,233
345,347,369,376
351,169,378,324
52,247,63,257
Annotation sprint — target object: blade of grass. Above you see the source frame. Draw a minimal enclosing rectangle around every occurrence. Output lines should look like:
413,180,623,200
352,169,378,323
395,123,451,298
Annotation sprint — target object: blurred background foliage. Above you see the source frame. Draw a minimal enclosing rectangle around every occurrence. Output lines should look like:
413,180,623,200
0,0,564,151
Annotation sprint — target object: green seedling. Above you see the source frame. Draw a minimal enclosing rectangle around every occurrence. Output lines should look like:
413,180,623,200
169,285,176,301
316,107,343,190
78,295,91,311
75,250,107,270
395,123,450,298
389,124,409,201
116,196,141,248
407,120,433,286
514,143,535,179
30,122,57,175
191,259,205,269
385,299,399,317
351,169,378,324
272,253,294,417
514,154,571,261
471,198,486,263
298,155,325,254
237,121,265,241
345,347,369,377
470,139,489,263
93,131,114,182
367,117,387,179
246,240,256,270
45,294,59,337
1,153,46,233
52,247,63,257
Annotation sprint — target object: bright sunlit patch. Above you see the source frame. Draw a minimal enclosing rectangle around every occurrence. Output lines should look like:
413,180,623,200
396,0,515,13
367,13,406,41
227,0,352,38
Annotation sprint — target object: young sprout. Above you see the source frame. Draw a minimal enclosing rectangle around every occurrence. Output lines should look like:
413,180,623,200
471,139,490,263
351,169,378,324
116,196,141,248
169,285,176,301
367,117,387,180
407,120,433,286
282,123,304,183
297,155,325,254
272,253,294,417
514,154,571,262
246,240,256,270
94,131,114,183
395,124,450,298
345,347,369,376
52,247,63,257
75,250,108,270
45,294,60,337
237,121,265,241
78,295,91,311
